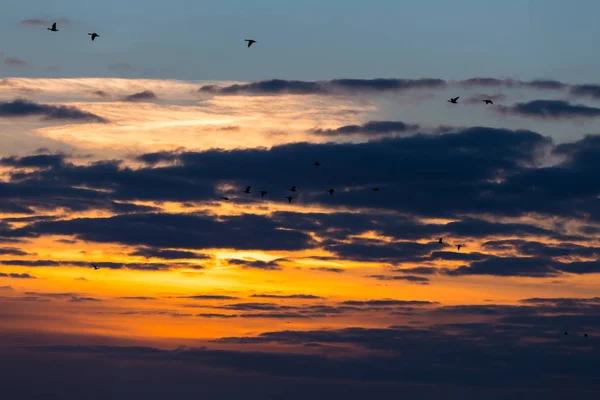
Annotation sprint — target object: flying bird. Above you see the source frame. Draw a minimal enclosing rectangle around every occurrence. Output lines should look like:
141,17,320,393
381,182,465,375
285,196,294,203
245,39,256,47
327,189,335,196
456,244,463,251
584,333,588,338
259,190,268,198
448,97,459,104
221,196,230,201
88,32,100,41
243,186,251,194
483,99,493,105
313,161,321,167
289,186,297,192
47,22,58,32
438,237,443,244
372,188,381,191
92,263,99,270
564,331,568,335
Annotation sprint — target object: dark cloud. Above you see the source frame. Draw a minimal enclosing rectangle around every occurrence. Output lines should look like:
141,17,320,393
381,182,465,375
0,99,108,122
392,267,439,275
0,154,65,169
0,259,177,271
130,247,211,260
0,285,13,290
135,151,179,165
310,267,346,273
92,90,110,98
118,296,157,301
220,303,296,311
179,295,240,300
366,275,430,285
4,57,27,67
458,78,568,90
446,256,562,277
8,213,313,252
341,299,436,307
0,272,36,279
313,121,420,137
123,90,157,102
497,100,600,119
199,78,447,95
196,313,238,318
251,294,325,300
226,258,285,270
570,84,600,99
239,312,310,319
0,247,29,256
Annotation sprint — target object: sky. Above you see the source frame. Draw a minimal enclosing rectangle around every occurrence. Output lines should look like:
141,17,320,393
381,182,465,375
1,1,600,399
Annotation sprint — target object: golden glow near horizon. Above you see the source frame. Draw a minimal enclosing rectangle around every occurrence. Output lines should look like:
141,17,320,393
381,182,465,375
1,77,599,347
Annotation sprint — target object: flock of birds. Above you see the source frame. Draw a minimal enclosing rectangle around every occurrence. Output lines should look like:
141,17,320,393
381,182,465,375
41,21,590,339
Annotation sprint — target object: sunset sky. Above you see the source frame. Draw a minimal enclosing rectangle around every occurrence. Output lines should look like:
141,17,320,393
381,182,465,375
1,1,599,399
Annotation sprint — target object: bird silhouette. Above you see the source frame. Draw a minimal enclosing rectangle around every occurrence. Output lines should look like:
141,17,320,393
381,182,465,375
88,33,100,41
456,244,463,251
483,99,493,105
92,263,99,270
584,333,588,338
313,161,321,167
438,237,443,244
448,97,459,104
565,331,568,335
47,22,58,32
285,196,294,203
289,185,297,192
245,39,256,47
327,188,335,196
372,187,381,191
243,186,251,194
259,190,268,198
221,196,230,201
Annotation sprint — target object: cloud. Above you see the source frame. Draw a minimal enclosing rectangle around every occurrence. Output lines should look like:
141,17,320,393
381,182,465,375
8,213,314,252
0,154,65,169
458,78,568,90
0,272,37,279
226,258,285,271
445,257,562,277
0,285,13,290
108,63,132,71
251,294,325,300
366,275,430,285
199,78,447,95
340,299,436,307
196,313,238,318
497,100,600,119
180,295,240,300
0,259,178,271
118,296,157,300
220,303,296,311
130,247,211,260
92,90,110,98
4,57,27,67
570,84,600,99
464,93,507,104
0,247,29,256
0,99,108,122
313,121,420,137
123,90,157,102
310,267,346,273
